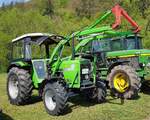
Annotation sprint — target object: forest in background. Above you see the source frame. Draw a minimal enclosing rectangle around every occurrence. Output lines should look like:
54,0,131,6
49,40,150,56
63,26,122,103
0,0,150,72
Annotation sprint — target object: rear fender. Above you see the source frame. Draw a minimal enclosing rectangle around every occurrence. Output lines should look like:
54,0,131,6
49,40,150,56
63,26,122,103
108,60,129,73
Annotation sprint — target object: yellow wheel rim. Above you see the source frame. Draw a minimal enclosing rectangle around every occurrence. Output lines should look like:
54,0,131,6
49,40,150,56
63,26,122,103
113,73,129,93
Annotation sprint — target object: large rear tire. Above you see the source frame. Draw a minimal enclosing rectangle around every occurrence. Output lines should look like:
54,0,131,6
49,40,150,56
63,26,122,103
7,67,33,105
43,81,68,116
107,65,141,99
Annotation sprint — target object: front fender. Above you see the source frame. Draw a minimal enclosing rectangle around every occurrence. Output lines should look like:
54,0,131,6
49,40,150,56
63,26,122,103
7,61,30,72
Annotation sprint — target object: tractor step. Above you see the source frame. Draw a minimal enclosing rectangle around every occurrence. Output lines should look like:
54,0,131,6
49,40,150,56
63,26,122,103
67,92,79,98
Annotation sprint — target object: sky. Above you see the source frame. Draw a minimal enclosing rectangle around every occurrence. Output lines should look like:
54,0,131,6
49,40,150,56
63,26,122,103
0,0,30,6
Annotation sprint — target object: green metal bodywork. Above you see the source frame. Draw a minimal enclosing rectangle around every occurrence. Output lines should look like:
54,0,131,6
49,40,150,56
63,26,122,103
11,61,30,67
107,49,150,58
59,58,93,88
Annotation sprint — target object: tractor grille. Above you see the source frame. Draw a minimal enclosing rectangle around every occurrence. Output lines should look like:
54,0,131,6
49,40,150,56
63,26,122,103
80,63,92,80
80,62,94,89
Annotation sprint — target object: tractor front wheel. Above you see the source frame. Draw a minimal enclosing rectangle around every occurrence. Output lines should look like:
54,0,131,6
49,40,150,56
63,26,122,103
107,65,141,99
43,81,68,116
7,67,33,105
86,80,107,103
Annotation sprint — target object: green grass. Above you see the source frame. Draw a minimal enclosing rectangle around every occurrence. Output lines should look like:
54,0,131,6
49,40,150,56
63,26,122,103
1,73,150,120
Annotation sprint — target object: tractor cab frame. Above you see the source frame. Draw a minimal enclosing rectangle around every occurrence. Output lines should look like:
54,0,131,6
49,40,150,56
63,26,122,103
80,35,143,53
8,33,66,88
10,33,64,61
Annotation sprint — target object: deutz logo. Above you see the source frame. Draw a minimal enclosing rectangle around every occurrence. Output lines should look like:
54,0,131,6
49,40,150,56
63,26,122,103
64,64,75,71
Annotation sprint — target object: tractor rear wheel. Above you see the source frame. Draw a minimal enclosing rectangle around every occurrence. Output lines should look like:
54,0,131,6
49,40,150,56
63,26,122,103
107,65,141,99
86,80,107,103
43,81,68,116
7,67,33,105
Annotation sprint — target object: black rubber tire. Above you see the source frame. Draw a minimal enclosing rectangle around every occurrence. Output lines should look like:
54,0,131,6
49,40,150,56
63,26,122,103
43,81,68,116
7,67,33,105
86,80,107,103
107,65,141,99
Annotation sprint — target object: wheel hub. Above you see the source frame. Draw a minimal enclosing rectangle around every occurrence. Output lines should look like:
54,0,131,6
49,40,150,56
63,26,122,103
8,75,19,99
45,90,56,111
113,73,129,93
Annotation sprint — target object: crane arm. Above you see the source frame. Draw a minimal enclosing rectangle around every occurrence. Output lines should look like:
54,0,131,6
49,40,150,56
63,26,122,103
111,4,141,33
86,4,141,33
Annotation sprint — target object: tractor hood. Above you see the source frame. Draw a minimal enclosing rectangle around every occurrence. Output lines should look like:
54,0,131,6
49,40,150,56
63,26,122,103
106,49,150,58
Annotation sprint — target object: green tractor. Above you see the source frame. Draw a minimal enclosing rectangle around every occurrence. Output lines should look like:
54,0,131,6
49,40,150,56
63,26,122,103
75,32,141,99
7,33,107,116
65,4,143,99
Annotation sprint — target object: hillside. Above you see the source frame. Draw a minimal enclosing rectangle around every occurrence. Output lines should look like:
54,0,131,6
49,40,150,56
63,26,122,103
0,0,150,72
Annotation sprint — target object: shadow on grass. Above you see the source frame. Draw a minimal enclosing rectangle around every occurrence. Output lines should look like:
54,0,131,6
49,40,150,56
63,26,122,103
27,95,42,105
0,112,13,120
141,80,150,95
61,105,72,115
69,95,98,109
28,94,97,108
106,97,123,105
27,92,141,108
107,95,141,105
27,94,139,110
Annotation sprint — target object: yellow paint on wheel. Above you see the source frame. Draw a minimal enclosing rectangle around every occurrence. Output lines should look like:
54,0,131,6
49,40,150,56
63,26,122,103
113,73,129,93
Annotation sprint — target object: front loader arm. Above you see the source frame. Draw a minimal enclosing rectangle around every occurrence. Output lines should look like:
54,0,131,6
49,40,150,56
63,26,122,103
86,10,112,30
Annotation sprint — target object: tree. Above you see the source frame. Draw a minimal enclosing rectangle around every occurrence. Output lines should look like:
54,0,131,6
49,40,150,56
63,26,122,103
43,0,54,17
75,0,96,18
7,1,15,9
145,19,150,35
137,0,150,18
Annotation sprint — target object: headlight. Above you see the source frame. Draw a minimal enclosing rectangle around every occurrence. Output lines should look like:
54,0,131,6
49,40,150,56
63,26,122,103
147,63,150,68
139,63,145,68
82,68,89,74
85,74,89,80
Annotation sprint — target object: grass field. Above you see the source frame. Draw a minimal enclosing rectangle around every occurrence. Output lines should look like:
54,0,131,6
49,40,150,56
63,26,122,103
1,73,150,120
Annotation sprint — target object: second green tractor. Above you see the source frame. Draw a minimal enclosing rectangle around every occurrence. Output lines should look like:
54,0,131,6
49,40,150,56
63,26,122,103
68,4,145,99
